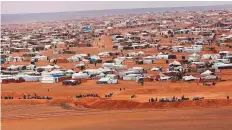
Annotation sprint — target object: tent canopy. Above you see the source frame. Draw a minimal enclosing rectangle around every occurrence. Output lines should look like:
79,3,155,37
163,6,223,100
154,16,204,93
169,61,181,66
201,70,213,76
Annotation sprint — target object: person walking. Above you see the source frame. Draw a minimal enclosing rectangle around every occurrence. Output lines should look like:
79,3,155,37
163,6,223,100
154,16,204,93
94,61,97,67
141,79,144,86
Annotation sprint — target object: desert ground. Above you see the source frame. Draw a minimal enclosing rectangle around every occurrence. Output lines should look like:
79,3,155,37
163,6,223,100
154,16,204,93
2,27,232,130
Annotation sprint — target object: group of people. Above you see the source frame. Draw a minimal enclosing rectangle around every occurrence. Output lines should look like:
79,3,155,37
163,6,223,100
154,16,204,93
105,93,113,98
1,94,53,100
1,95,14,99
119,88,126,91
76,94,99,98
148,97,158,102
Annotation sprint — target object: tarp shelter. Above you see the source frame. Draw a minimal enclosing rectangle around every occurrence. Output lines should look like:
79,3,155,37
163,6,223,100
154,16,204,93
213,62,232,69
169,61,181,66
201,70,213,76
183,75,199,81
90,55,100,61
7,65,19,70
160,76,171,81
83,27,92,32
0,59,5,64
202,54,219,60
26,64,36,70
151,67,162,71
96,73,105,78
114,58,124,64
123,74,142,80
105,74,118,79
22,75,41,82
41,76,57,83
50,70,64,77
128,67,144,72
98,77,118,84
102,63,115,68
72,72,90,79
37,65,60,71
188,53,201,62
32,55,48,61
98,52,110,57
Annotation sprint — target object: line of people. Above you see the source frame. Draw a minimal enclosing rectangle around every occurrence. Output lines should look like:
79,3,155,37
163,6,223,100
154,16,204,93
76,94,99,98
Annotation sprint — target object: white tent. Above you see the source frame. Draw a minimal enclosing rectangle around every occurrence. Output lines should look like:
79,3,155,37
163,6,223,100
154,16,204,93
123,74,142,80
160,76,171,81
114,58,123,65
75,63,85,67
102,63,115,68
201,70,213,76
98,77,118,84
201,54,219,60
98,52,110,57
183,75,199,81
96,73,105,78
23,75,41,82
26,64,36,70
41,76,57,83
66,69,75,73
151,67,161,71
7,65,19,70
90,55,100,60
169,61,181,66
50,70,64,75
128,67,144,72
72,72,90,79
188,53,201,62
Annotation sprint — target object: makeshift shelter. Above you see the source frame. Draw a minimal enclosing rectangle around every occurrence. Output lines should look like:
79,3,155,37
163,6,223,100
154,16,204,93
83,27,92,32
97,77,118,84
41,72,57,83
183,75,199,81
41,76,57,83
201,70,213,76
89,55,101,63
0,59,5,64
123,74,143,80
151,66,162,71
72,72,90,79
169,61,181,66
159,72,171,81
50,70,65,77
7,65,19,70
98,52,110,57
22,75,41,82
188,53,201,62
202,54,219,60
213,62,232,69
26,64,36,70
128,67,144,73
6,56,24,62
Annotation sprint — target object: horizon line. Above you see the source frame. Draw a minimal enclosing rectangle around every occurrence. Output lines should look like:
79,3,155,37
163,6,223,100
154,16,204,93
2,3,232,15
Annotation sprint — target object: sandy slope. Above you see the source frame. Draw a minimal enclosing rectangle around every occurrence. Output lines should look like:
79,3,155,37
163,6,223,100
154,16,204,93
2,103,232,130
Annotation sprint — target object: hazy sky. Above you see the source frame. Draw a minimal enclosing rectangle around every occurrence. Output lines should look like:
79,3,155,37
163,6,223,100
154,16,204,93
2,1,232,14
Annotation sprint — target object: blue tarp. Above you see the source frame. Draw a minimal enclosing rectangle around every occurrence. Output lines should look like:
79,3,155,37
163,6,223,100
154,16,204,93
83,27,92,32
0,59,5,64
52,74,63,78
